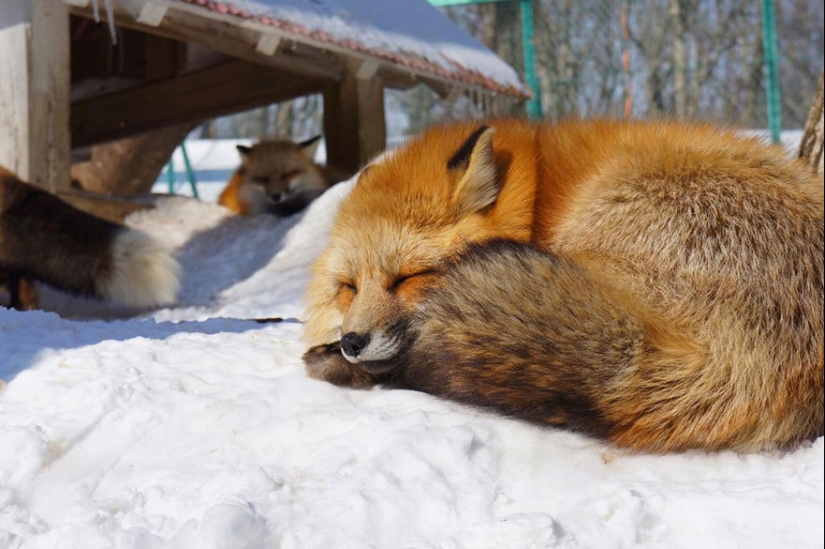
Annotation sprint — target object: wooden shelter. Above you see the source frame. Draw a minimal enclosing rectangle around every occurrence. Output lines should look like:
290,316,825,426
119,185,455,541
0,0,530,195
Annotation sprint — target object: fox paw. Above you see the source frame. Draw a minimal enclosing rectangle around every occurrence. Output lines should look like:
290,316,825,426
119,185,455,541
303,342,380,389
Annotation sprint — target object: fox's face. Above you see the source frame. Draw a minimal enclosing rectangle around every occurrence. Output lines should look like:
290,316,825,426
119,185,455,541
304,123,534,370
237,137,327,214
319,218,455,372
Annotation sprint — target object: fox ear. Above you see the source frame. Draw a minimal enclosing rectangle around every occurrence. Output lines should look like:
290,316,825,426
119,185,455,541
298,135,322,161
236,145,253,163
449,126,499,216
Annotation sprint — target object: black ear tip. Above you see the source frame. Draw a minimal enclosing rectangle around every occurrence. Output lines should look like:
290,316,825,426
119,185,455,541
447,125,493,170
237,144,253,155
299,135,322,148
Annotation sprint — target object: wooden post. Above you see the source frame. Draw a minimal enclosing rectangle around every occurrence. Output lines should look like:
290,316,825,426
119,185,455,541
323,59,386,177
0,0,71,191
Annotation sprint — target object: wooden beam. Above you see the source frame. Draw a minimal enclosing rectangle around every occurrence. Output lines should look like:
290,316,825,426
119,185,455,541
255,33,282,56
0,0,71,192
323,63,387,177
72,60,324,148
144,34,187,80
69,4,344,83
118,0,168,27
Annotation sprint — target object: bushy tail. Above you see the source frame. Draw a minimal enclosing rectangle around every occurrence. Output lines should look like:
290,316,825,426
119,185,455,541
400,240,823,452
1,174,180,308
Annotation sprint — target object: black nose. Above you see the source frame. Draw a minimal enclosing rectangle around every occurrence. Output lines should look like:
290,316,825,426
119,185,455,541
270,192,283,203
341,332,369,358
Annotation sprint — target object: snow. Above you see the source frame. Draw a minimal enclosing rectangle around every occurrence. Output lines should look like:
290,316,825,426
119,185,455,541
2,169,824,548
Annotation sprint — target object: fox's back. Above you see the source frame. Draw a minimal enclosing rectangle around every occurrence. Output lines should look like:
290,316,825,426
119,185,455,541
541,121,824,440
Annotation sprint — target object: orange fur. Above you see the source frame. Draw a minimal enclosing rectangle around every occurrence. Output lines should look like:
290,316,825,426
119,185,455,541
218,169,250,215
303,119,824,452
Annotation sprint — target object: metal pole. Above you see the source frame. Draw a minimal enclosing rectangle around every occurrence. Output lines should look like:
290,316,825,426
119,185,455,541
519,0,543,120
761,0,782,144
166,158,175,194
180,144,199,199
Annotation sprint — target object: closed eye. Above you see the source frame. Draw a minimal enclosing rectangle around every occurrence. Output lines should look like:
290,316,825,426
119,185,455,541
342,281,357,294
251,176,270,185
281,169,302,181
390,269,439,290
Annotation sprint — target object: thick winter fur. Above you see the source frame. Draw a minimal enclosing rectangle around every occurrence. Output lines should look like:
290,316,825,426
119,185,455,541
218,136,335,216
303,119,824,452
1,170,181,309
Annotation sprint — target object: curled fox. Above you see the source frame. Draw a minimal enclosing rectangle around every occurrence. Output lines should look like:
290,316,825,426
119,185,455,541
303,119,824,453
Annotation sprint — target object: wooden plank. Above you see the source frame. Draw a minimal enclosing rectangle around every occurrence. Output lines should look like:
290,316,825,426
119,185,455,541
67,1,503,102
118,0,169,27
0,0,71,192
356,60,380,81
69,4,344,82
323,63,387,177
144,34,187,80
255,33,282,56
72,60,324,147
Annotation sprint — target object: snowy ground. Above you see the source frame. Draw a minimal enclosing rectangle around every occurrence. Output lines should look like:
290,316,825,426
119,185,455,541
2,169,824,548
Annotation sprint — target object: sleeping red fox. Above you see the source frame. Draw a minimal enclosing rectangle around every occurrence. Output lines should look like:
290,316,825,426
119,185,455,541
303,119,824,453
218,136,337,216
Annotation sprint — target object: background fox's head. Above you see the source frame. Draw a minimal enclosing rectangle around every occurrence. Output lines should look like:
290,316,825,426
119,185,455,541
303,121,539,369
237,137,328,215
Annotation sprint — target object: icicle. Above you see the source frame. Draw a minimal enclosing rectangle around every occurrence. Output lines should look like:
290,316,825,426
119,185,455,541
90,0,118,44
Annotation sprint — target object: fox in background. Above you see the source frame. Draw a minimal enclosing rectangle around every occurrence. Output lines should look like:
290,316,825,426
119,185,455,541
218,136,341,217
303,119,824,453
1,166,180,311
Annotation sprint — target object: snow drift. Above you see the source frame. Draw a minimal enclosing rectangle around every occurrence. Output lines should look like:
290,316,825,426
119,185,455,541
1,178,822,549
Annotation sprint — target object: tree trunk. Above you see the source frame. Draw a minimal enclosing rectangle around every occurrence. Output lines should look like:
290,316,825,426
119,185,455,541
275,100,296,137
669,0,688,118
71,123,197,196
798,72,824,172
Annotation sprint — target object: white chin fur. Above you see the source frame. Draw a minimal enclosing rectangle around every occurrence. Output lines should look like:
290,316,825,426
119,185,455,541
97,229,181,308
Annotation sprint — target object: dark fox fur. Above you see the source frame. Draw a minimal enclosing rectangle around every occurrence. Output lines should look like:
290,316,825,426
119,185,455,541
1,171,180,309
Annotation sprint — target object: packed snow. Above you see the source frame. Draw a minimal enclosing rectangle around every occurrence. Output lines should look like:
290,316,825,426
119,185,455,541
2,170,823,548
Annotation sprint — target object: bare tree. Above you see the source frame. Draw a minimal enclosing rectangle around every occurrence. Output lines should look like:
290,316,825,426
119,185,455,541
799,72,824,171
669,0,688,118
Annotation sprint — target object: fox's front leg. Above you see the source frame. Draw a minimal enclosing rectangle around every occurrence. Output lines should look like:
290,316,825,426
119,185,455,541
303,342,381,389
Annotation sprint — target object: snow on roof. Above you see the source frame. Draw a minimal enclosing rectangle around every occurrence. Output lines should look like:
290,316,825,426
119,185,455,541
174,0,531,98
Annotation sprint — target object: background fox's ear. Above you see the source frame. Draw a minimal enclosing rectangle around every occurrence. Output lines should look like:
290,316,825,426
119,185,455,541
236,145,253,164
298,135,322,161
449,126,499,216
